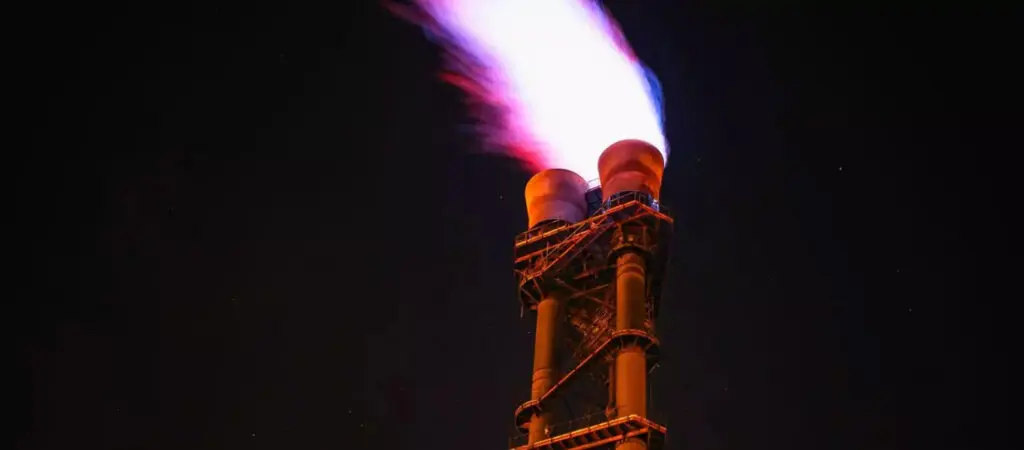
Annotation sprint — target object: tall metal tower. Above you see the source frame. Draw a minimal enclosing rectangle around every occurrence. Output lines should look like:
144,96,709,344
510,140,672,450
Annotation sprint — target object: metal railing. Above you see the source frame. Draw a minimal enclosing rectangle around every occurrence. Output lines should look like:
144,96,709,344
516,191,669,245
508,409,669,449
602,191,657,212
509,409,616,449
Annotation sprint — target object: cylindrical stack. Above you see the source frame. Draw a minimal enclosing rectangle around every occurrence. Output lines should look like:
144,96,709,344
606,364,617,420
613,252,648,450
614,251,648,415
523,170,584,443
598,139,666,450
528,292,564,443
524,169,590,229
597,139,665,202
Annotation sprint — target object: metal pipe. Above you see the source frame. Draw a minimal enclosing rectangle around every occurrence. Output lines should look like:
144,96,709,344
614,251,648,450
528,291,564,444
615,251,647,332
606,363,616,419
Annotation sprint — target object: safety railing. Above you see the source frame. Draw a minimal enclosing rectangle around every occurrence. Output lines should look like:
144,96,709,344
602,191,658,212
509,409,615,449
515,191,669,246
509,409,669,449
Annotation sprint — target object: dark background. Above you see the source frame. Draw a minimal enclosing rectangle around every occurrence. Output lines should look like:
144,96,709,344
16,1,1010,449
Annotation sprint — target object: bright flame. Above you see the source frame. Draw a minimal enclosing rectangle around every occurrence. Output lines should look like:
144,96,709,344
395,0,667,183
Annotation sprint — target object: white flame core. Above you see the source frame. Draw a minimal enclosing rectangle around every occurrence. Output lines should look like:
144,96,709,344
412,0,667,182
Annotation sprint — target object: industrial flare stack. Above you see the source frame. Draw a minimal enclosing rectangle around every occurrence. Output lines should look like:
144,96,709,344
511,140,672,450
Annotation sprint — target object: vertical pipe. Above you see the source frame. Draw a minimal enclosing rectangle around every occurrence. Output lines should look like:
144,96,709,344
528,291,563,444
606,363,616,419
614,251,648,450
615,251,647,331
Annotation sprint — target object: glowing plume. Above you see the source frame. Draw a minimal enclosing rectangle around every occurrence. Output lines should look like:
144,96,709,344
394,0,668,183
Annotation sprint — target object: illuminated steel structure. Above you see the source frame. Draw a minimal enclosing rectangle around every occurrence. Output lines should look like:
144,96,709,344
511,140,672,450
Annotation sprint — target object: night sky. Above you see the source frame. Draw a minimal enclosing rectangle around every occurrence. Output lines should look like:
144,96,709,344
16,2,1010,450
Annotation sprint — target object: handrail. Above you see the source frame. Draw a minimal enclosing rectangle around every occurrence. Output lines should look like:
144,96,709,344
509,409,613,448
514,197,670,265
514,192,672,247
509,413,668,449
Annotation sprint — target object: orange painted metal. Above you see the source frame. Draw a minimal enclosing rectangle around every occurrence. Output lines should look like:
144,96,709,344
524,168,590,228
597,140,665,201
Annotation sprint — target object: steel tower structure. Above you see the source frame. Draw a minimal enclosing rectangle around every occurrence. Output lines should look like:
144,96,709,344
510,140,672,450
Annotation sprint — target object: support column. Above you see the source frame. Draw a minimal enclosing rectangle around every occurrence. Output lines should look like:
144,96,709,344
614,251,648,450
605,363,616,420
528,291,563,444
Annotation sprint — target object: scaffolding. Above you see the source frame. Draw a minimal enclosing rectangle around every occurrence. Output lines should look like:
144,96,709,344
512,190,673,450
